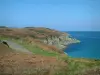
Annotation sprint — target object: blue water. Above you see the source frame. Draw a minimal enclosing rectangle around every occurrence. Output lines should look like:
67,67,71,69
64,31,100,59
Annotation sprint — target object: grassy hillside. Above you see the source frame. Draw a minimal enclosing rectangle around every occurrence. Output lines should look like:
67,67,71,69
0,27,100,75
0,27,66,53
0,27,66,39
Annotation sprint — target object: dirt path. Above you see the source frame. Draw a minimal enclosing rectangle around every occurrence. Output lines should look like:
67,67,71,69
3,40,32,54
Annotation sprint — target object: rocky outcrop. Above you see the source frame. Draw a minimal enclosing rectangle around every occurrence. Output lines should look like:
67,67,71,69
41,33,80,50
0,40,9,47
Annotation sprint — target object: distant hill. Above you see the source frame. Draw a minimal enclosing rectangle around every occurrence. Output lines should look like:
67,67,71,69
0,26,8,28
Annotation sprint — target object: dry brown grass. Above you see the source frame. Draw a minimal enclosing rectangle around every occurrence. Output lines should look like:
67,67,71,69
0,52,67,75
82,67,100,75
0,27,67,39
0,43,67,75
0,43,14,55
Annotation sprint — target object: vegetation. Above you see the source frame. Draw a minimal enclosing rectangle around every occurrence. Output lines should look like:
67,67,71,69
65,57,100,75
0,37,60,57
16,39,60,56
1,37,100,75
24,27,35,28
0,28,100,75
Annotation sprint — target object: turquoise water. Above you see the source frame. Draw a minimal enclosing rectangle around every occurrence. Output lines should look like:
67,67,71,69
64,31,100,59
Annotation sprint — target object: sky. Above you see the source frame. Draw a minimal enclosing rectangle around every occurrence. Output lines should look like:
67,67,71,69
0,0,100,31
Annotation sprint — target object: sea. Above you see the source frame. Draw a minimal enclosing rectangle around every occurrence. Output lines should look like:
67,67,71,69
64,31,100,59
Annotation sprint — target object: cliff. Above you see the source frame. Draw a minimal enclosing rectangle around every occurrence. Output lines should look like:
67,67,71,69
41,33,80,50
0,27,80,51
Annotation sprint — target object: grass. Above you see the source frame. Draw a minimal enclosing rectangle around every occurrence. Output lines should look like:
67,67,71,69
0,36,60,57
0,36,9,40
0,36,100,75
53,55,100,75
12,39,60,57
61,56,100,75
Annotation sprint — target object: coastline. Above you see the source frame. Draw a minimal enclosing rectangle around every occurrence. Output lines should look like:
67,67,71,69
63,38,80,55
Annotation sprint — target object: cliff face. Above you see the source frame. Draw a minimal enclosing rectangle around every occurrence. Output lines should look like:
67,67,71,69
41,33,80,50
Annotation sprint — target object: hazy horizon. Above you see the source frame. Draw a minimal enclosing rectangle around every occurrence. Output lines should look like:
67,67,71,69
0,0,100,31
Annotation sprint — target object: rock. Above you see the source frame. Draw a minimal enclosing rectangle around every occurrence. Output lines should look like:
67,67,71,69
0,40,9,47
41,33,80,50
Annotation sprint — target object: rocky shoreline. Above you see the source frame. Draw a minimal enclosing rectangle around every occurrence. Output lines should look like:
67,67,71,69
41,33,80,50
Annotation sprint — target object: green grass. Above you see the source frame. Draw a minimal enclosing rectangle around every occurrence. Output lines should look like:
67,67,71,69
0,36,9,40
0,36,60,56
0,36,60,57
61,56,100,75
13,39,60,57
54,55,100,75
